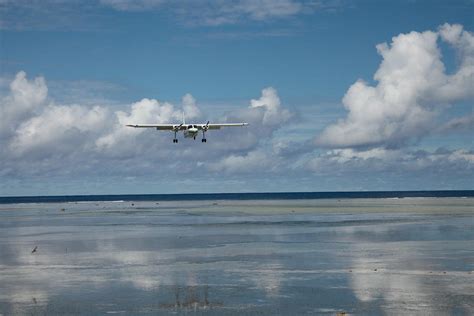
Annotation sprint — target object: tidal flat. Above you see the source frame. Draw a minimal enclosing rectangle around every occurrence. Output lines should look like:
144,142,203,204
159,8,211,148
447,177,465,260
0,198,473,315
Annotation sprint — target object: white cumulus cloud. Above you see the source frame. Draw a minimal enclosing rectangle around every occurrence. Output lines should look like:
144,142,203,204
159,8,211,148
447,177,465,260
316,23,474,149
0,72,295,179
207,150,271,174
0,71,47,137
11,104,109,157
0,69,472,193
229,86,292,129
250,87,292,125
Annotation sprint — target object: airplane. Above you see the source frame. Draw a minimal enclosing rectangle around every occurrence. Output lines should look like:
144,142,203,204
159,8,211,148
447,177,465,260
126,113,248,143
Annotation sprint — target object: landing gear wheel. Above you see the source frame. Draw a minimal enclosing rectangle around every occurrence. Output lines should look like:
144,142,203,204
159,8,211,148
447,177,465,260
173,139,178,143
202,138,207,143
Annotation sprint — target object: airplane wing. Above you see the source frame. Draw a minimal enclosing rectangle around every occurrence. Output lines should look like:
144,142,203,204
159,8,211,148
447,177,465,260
126,120,248,143
200,123,249,130
126,124,186,130
126,123,248,130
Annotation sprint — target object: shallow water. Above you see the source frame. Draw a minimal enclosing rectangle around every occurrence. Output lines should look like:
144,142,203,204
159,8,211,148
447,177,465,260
0,198,473,315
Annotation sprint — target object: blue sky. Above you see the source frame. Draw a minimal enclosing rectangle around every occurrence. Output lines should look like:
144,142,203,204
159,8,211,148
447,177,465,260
0,0,473,195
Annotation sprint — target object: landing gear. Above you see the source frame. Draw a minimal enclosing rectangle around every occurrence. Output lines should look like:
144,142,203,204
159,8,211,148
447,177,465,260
173,139,178,143
173,131,178,143
202,131,207,143
202,138,207,143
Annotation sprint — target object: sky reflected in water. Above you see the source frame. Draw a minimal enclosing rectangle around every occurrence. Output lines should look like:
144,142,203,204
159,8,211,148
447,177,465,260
0,198,473,315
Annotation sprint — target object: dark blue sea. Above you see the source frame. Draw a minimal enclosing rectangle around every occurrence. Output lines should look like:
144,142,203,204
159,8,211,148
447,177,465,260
0,190,473,204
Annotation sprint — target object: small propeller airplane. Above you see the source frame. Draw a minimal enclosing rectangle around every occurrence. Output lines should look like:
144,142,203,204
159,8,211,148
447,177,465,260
126,113,248,143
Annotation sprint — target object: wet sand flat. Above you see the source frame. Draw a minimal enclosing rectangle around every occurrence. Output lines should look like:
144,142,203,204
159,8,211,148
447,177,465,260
0,198,473,315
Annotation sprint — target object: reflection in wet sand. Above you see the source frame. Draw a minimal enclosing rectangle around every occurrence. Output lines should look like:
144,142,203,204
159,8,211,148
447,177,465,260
0,198,473,314
159,285,223,311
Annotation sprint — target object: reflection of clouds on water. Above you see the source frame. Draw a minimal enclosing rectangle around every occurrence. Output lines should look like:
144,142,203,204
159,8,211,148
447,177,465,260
0,223,221,310
124,274,161,291
1,199,473,314
0,248,51,314
82,240,169,291
252,263,283,298
4,288,48,314
350,257,384,302
3,289,48,316
6,290,47,304
349,244,439,314
0,230,167,312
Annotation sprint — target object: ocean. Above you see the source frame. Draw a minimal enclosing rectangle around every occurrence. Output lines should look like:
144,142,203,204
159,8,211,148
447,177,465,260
1,190,473,204
0,192,473,315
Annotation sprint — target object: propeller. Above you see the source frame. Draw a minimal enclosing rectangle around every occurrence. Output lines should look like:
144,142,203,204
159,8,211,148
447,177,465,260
173,123,183,131
202,121,210,131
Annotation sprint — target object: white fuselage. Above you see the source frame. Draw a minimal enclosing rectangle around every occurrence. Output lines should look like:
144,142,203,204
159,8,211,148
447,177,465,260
183,125,199,138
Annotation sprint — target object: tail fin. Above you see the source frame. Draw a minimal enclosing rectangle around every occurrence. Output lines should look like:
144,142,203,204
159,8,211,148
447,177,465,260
182,111,186,125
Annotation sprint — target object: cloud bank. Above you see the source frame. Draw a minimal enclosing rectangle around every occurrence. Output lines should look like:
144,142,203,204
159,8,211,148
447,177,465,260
1,23,473,194
316,23,474,149
0,71,293,180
